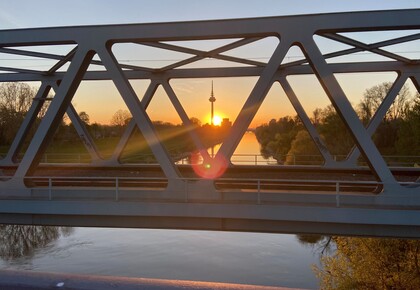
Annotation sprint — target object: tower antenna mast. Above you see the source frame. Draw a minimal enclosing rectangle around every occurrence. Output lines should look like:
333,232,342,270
209,81,216,125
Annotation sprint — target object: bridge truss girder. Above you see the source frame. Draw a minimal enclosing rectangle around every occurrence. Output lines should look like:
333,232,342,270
0,9,419,198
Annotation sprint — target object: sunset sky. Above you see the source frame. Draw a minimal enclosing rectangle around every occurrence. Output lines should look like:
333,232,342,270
1,1,419,127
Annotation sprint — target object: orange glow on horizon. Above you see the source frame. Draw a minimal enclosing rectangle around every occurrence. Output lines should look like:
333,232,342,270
212,115,222,126
68,73,402,128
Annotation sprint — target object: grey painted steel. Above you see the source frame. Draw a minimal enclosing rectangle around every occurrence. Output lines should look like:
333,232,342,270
108,118,137,164
47,47,77,74
96,45,182,182
0,196,419,238
0,81,102,167
162,80,212,164
65,103,102,163
278,76,335,166
9,47,94,182
0,82,53,165
107,80,159,164
323,33,413,64
0,10,419,232
139,37,266,71
1,10,419,46
300,38,401,190
345,74,409,166
0,61,417,82
217,39,292,161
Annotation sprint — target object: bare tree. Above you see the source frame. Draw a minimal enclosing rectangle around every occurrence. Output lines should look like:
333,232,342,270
0,82,36,144
189,117,202,127
78,111,90,125
358,82,411,123
311,108,323,126
110,109,131,127
0,82,34,113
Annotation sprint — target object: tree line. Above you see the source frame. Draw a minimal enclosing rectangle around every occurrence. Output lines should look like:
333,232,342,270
296,234,420,289
0,82,230,160
1,81,418,163
255,82,420,165
0,82,38,146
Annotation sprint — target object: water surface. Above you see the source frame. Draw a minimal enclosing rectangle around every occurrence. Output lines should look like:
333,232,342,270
0,132,319,288
0,227,320,289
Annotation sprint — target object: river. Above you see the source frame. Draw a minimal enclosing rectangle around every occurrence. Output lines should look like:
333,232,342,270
0,227,321,288
0,133,320,289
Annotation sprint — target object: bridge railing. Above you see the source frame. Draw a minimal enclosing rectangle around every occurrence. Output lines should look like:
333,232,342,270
5,175,416,207
2,152,420,167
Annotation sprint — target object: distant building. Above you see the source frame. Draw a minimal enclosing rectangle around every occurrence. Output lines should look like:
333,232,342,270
221,118,232,128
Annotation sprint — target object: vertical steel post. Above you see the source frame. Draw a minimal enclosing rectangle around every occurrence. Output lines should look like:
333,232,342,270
336,182,340,207
48,178,52,201
115,177,119,201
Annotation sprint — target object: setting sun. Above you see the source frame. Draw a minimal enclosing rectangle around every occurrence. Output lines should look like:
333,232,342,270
213,115,222,126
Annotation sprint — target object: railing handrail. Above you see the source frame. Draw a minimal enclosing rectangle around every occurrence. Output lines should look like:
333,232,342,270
0,174,414,206
2,152,420,167
4,152,420,158
21,175,418,187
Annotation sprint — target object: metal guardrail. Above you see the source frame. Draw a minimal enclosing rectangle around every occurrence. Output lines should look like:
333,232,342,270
10,175,416,207
1,153,418,166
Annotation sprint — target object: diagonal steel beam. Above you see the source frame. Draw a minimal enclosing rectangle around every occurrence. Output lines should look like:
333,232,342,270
97,45,181,179
0,82,53,165
0,47,152,73
323,33,413,64
1,80,102,166
0,66,44,74
51,82,103,163
280,47,362,68
300,37,398,186
217,38,291,161
411,74,420,92
281,33,420,68
142,37,261,57
365,33,420,49
277,76,336,166
108,80,160,163
108,118,136,163
139,37,265,71
161,80,211,163
47,47,77,75
159,55,203,72
65,103,102,162
12,47,94,178
0,47,67,61
34,81,103,164
345,74,409,166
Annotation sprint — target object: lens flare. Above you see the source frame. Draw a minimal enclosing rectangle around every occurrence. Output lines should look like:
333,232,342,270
192,154,228,179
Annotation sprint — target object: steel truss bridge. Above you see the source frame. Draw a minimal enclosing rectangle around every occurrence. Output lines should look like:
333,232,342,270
0,9,419,237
